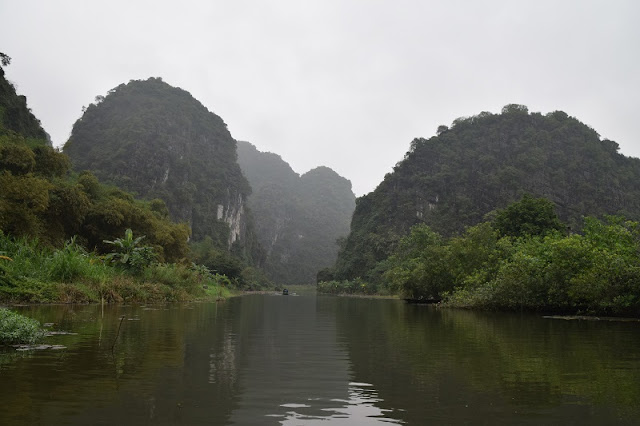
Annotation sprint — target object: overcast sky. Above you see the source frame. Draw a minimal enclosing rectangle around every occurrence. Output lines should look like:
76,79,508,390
1,0,639,196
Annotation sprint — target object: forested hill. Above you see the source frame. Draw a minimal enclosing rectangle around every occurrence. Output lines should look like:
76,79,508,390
237,141,355,284
63,78,258,257
0,55,48,142
332,104,640,281
0,58,190,263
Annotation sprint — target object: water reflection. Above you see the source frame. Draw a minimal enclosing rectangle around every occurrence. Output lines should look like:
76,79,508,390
1,296,639,425
208,326,238,385
271,382,402,425
225,295,402,425
333,297,640,424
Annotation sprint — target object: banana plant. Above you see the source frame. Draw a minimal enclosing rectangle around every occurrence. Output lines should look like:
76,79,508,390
103,229,155,270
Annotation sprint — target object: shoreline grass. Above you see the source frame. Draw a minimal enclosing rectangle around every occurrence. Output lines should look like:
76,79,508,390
0,234,233,305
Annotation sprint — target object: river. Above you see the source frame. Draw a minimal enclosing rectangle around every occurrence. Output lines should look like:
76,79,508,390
1,293,639,425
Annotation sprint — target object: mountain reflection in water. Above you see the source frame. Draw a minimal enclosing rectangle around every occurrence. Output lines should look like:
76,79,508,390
0,294,639,425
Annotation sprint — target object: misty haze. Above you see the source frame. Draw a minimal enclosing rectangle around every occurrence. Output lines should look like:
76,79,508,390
1,1,640,425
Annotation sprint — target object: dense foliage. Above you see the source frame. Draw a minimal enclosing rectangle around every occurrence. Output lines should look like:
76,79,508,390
0,58,242,301
0,56,48,142
0,231,231,303
492,193,564,238
63,78,262,269
443,216,640,316
331,105,640,283
0,129,191,262
103,228,156,271
237,141,355,284
0,128,229,302
0,66,192,262
0,307,45,345
322,195,640,317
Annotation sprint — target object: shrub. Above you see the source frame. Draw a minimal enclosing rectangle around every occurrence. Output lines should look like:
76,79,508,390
0,308,45,344
104,228,156,271
46,237,89,282
317,279,380,295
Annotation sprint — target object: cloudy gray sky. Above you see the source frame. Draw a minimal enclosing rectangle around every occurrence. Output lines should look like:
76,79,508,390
1,0,639,195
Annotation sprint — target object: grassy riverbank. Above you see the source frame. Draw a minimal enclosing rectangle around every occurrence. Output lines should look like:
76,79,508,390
0,233,234,304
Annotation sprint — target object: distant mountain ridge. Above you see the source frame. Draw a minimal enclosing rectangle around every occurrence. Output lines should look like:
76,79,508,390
237,141,355,284
332,104,640,281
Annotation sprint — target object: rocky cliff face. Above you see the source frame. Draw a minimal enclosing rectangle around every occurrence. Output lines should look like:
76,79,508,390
64,78,253,251
218,191,245,246
237,141,356,284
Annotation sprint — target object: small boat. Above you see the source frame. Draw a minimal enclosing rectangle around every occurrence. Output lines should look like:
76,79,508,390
282,289,289,295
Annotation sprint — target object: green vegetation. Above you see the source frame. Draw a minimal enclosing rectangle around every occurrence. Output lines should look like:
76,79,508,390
330,105,640,284
492,193,564,238
0,125,191,262
0,136,193,264
63,78,262,273
316,278,382,296
0,307,45,344
237,141,355,284
0,56,259,303
0,54,48,141
104,228,155,271
321,195,640,317
0,230,231,303
4,53,640,314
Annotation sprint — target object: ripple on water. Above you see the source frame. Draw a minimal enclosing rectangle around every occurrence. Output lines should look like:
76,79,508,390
270,382,404,425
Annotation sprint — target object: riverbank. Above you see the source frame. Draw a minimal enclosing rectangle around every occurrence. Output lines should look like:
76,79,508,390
318,281,640,318
0,271,233,305
0,235,235,305
319,215,640,318
0,254,238,304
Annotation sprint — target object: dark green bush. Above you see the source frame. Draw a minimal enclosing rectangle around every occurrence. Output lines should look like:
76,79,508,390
0,308,45,344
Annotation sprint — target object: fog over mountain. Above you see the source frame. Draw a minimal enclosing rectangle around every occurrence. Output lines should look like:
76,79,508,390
2,1,639,195
237,141,355,284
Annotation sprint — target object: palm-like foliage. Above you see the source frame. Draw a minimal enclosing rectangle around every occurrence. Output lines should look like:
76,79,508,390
103,229,155,270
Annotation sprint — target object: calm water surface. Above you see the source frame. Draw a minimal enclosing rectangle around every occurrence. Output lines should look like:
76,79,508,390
1,294,639,425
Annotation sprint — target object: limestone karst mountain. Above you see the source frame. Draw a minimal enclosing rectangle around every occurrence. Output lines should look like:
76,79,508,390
237,141,355,284
64,78,259,259
331,105,640,282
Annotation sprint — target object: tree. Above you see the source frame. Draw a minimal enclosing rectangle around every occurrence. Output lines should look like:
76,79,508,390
0,53,10,68
0,143,35,175
42,181,91,243
0,172,51,236
190,236,244,281
32,146,70,178
383,224,452,299
501,103,529,114
493,194,564,238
